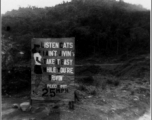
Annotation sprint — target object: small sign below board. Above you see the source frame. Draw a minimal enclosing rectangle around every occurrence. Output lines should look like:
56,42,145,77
31,38,75,102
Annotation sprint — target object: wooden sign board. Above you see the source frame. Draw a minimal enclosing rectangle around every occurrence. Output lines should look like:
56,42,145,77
31,38,75,101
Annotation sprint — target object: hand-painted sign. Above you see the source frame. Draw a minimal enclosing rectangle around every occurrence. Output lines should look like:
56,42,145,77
31,38,75,101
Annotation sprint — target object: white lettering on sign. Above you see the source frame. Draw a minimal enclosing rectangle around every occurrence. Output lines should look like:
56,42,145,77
52,75,63,81
62,51,72,57
47,67,56,73
60,85,67,88
60,67,73,74
44,42,59,48
48,50,57,56
64,59,73,65
56,59,73,65
46,59,55,65
57,59,61,65
63,42,73,48
47,84,57,88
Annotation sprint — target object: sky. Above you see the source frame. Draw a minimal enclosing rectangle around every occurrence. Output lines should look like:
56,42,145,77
1,0,151,14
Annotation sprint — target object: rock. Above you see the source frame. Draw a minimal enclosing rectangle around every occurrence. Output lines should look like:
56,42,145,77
133,96,139,101
102,98,106,102
12,103,20,109
75,90,86,99
20,102,31,112
87,96,92,98
138,110,150,120
44,106,51,115
122,90,127,92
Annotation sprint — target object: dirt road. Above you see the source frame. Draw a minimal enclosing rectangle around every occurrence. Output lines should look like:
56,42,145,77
2,80,150,120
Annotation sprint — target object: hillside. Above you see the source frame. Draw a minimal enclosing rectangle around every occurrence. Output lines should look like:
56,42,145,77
2,1,150,120
2,0,150,69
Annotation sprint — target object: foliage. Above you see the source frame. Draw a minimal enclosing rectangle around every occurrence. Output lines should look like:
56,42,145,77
2,67,31,95
2,0,150,68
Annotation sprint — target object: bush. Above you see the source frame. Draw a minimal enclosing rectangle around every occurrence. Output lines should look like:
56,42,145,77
2,67,31,95
93,75,120,90
78,84,97,95
77,75,120,92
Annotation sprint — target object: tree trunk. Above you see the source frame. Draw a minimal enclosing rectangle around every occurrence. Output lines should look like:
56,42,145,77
117,39,119,56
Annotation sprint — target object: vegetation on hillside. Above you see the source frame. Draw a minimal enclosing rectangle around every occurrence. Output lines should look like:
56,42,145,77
2,0,150,68
2,0,150,96
2,1,150,119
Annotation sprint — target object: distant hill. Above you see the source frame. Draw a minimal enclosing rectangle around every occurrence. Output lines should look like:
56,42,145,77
2,0,150,68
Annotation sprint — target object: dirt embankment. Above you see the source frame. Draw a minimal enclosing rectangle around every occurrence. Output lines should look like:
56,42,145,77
2,54,150,120
114,54,150,78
